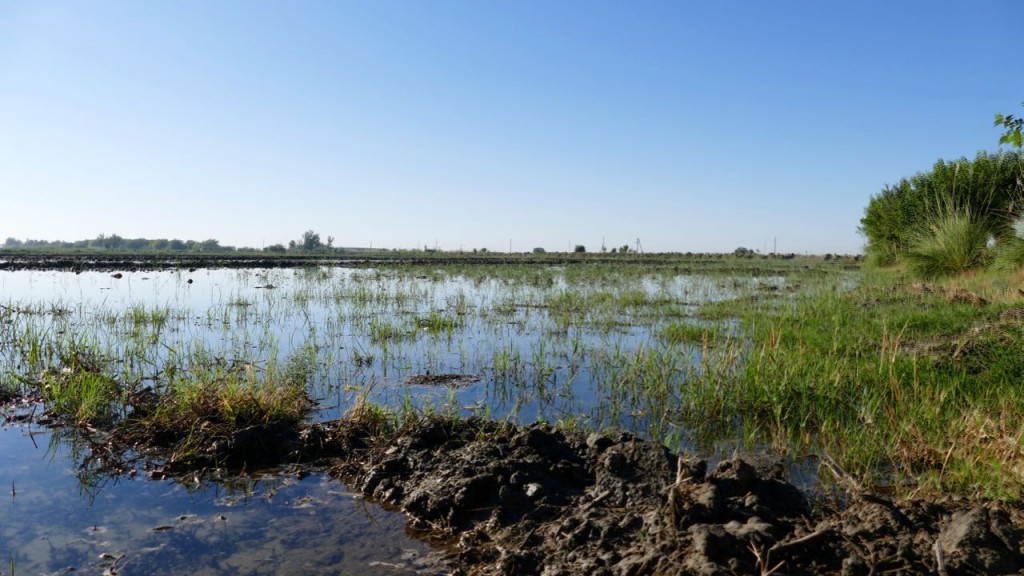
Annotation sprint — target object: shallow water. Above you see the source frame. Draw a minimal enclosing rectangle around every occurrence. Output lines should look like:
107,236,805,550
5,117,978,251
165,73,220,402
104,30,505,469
0,264,816,574
0,266,755,431
0,419,445,575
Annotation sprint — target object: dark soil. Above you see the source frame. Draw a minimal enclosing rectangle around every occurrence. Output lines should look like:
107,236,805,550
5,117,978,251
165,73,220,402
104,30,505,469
0,251,858,273
404,373,483,387
323,418,1024,576
11,398,1023,575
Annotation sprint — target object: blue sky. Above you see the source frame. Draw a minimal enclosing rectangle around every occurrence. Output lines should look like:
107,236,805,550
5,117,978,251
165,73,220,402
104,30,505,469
1,1,1021,254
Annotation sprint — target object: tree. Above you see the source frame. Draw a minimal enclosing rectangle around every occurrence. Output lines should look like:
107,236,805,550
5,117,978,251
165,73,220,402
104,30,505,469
299,230,323,251
574,245,586,253
995,102,1024,149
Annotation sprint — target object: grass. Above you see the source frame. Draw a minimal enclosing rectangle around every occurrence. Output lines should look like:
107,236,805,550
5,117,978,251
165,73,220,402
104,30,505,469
12,253,1024,499
684,269,1024,498
658,320,723,345
905,207,991,279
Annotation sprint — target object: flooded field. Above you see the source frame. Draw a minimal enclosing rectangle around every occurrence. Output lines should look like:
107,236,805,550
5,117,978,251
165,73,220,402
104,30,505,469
0,258,856,574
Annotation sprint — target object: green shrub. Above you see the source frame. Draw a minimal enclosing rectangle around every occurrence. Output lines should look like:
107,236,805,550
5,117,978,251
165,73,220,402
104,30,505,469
905,208,990,278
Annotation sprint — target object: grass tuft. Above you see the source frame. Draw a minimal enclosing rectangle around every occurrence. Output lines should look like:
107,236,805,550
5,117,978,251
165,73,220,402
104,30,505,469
905,208,990,279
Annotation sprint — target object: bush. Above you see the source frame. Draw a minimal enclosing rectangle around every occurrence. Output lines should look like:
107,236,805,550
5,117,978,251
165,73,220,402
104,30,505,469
861,151,1022,264
905,208,990,279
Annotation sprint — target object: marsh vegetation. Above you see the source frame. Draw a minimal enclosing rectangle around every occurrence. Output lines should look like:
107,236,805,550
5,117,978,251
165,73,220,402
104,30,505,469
5,251,1024,573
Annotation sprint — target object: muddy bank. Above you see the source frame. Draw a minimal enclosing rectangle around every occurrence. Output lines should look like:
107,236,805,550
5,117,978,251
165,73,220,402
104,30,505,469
0,252,857,272
15,402,1020,575
325,418,1024,576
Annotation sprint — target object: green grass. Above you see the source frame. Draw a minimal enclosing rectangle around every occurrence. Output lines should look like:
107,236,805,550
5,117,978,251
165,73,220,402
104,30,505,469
905,208,991,279
658,321,722,345
685,269,1024,498
34,255,1024,499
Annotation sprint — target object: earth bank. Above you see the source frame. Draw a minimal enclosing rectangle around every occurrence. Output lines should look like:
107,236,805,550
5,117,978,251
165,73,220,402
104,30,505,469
318,417,1024,576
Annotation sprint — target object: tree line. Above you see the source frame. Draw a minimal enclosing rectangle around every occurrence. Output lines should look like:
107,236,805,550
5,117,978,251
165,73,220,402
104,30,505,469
2,230,340,254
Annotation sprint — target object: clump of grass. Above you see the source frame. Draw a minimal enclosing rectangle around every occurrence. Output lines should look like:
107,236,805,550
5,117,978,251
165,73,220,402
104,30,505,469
369,319,412,343
658,321,720,345
415,311,459,337
905,208,990,279
36,347,126,426
144,355,313,442
41,368,123,426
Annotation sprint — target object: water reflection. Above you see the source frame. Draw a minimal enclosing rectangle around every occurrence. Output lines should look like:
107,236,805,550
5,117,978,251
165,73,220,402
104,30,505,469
1,422,446,575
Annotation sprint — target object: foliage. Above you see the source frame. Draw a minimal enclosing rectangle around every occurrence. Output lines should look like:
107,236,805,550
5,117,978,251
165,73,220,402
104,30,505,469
861,150,1023,266
995,102,1024,149
904,207,990,279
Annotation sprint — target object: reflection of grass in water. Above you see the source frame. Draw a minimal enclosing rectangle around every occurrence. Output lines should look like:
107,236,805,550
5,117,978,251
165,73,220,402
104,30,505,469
2,256,864,470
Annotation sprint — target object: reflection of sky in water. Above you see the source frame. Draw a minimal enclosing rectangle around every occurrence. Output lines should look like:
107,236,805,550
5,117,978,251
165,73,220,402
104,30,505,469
0,422,443,575
0,266,822,574
0,267,769,436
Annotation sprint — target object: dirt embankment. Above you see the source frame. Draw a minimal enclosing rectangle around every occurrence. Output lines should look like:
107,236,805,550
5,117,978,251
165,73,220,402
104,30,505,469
0,252,858,273
321,418,1024,576
16,408,1024,575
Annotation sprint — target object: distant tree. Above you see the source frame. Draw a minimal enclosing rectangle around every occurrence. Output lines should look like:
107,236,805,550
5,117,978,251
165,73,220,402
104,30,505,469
150,238,169,251
574,245,586,253
532,247,546,254
264,243,287,253
620,244,630,254
734,247,754,257
125,237,148,250
299,230,323,251
4,237,22,247
168,239,187,251
199,239,220,251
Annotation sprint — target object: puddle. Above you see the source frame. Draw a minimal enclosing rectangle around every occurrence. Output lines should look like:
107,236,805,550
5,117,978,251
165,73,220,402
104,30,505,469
0,422,447,575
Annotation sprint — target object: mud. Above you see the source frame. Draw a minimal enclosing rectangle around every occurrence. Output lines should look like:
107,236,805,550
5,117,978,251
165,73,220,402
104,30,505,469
0,252,857,273
324,418,1024,576
11,399,1024,575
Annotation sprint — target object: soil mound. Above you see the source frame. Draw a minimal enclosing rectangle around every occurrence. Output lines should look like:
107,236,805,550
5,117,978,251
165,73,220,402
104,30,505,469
329,418,1024,575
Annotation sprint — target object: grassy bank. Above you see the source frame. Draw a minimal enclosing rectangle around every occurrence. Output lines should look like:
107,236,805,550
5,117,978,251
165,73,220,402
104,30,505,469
689,268,1024,499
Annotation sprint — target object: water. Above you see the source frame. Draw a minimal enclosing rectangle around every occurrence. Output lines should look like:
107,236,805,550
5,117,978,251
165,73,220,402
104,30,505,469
0,264,812,574
1,419,445,575
0,267,752,431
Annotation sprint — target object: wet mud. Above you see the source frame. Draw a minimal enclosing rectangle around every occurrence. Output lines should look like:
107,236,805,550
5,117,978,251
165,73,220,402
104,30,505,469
325,418,1024,576
0,252,858,273
9,395,1024,575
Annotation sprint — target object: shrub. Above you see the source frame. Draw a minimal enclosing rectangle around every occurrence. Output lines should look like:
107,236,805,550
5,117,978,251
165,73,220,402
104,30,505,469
905,208,990,278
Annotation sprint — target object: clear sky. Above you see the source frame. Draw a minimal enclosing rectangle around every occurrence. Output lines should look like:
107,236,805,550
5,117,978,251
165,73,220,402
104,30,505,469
1,1,1021,254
